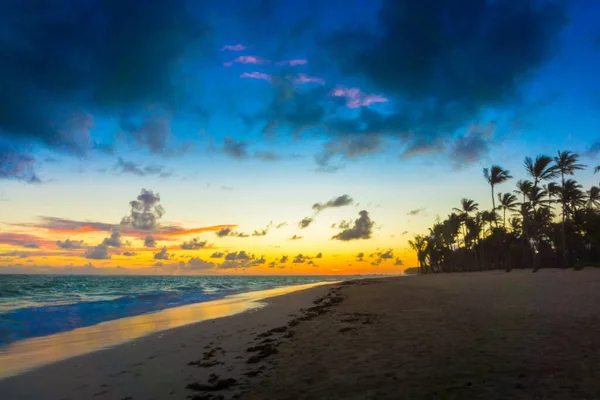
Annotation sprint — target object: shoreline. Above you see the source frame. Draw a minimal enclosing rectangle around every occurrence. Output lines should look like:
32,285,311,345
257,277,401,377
0,280,339,381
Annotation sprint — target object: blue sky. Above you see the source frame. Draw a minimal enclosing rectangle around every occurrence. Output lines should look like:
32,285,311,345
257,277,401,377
0,0,599,274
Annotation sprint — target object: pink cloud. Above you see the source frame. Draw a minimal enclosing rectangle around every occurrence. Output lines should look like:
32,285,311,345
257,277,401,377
223,56,268,67
330,87,388,108
240,72,272,82
294,73,325,85
221,44,247,51
277,59,308,66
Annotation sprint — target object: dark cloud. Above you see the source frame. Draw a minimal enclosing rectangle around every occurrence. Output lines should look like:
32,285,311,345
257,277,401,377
85,244,111,260
371,249,394,266
187,257,214,270
154,246,170,260
316,135,383,171
144,236,157,248
113,158,170,178
0,0,208,154
279,255,289,263
120,189,165,231
312,195,354,213
222,137,248,159
180,238,208,250
320,0,566,160
255,151,281,162
122,251,137,256
394,258,404,266
22,243,40,249
293,254,309,263
407,208,426,217
289,234,303,240
401,231,409,236
450,123,496,167
0,143,41,183
315,252,322,259
332,210,374,241
56,239,85,249
215,228,249,238
252,223,272,237
210,252,224,258
275,222,288,229
225,251,253,261
356,252,365,262
102,230,123,248
298,217,313,229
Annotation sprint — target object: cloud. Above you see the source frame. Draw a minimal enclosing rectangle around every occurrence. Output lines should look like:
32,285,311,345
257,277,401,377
241,72,272,82
277,59,308,66
56,239,85,249
450,123,496,168
0,143,41,183
330,87,388,108
320,0,566,159
187,257,214,270
122,251,137,256
371,249,394,266
0,232,55,249
22,243,40,249
394,258,404,266
215,228,249,238
298,217,313,229
289,235,303,240
312,195,354,213
221,44,247,51
144,236,157,248
279,255,289,263
275,222,288,229
293,254,309,263
210,252,224,258
85,244,111,260
154,246,170,260
102,230,123,248
294,74,325,85
316,135,383,171
222,137,249,159
407,208,426,217
225,251,253,261
254,151,281,161
180,238,208,250
356,252,365,262
315,253,322,259
224,55,268,67
113,158,170,178
120,189,165,231
0,0,207,155
332,210,374,241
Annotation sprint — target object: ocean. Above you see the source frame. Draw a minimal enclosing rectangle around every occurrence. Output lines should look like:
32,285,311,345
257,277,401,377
0,274,356,347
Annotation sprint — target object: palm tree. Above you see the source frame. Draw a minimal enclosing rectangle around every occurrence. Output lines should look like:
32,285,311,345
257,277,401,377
408,235,428,274
453,199,479,249
524,155,559,188
545,182,560,205
453,198,479,216
588,186,600,209
559,179,586,218
514,179,533,203
554,151,586,266
483,165,513,224
497,192,519,227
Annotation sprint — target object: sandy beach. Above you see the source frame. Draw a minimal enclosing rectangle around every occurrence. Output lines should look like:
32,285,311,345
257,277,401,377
3,270,600,399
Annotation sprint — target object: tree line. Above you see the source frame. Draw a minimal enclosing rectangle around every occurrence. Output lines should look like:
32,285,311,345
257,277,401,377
408,151,600,274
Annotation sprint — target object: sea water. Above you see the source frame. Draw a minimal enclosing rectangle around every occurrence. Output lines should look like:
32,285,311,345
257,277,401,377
0,274,355,347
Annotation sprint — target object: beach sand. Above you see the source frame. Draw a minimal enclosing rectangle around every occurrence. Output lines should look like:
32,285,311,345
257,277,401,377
3,270,600,399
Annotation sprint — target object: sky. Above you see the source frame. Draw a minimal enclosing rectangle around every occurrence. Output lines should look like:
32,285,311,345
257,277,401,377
1,0,599,275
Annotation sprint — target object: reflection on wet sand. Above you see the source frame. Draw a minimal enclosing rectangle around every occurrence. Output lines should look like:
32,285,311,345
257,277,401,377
0,281,335,379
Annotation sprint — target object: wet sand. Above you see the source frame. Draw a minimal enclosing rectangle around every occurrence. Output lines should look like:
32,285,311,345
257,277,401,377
4,270,600,399
0,282,337,399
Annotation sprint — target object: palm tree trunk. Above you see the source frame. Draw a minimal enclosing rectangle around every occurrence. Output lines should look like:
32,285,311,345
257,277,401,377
491,185,497,227
560,173,568,268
